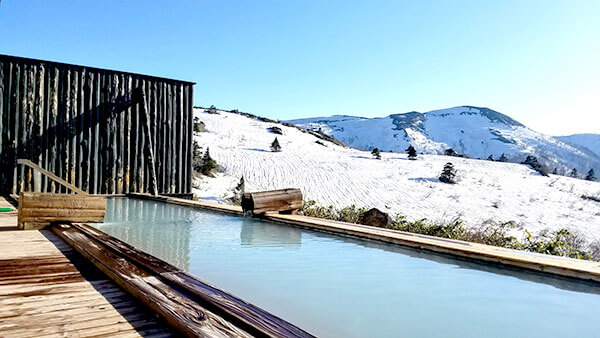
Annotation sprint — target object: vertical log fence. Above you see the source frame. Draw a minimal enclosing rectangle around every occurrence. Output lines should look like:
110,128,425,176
0,55,194,197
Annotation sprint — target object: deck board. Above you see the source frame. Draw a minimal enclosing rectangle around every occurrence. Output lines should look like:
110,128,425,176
0,228,175,337
0,196,17,231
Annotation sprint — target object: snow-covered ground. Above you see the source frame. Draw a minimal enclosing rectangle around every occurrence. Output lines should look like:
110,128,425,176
193,109,600,244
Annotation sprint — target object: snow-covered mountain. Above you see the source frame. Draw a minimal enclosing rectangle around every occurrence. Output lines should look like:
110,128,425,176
558,134,600,158
287,106,600,175
192,108,600,244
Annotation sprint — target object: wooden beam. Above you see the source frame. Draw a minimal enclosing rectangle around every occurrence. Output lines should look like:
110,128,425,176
52,223,259,338
17,159,86,195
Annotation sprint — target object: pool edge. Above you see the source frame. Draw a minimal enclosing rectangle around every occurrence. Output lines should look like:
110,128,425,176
127,193,600,284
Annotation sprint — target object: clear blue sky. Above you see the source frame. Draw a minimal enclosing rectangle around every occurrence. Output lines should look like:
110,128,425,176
1,1,598,134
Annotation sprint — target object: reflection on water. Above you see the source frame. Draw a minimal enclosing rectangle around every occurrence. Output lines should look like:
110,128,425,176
100,198,192,271
240,218,302,248
95,198,600,338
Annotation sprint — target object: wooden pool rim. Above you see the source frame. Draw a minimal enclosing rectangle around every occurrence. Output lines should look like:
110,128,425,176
127,193,600,284
52,222,314,338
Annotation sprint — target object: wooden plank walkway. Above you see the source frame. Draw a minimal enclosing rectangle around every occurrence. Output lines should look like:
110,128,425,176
0,228,175,337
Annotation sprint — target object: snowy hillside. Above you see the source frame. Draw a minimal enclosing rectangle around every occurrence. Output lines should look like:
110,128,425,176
192,108,600,244
558,134,600,158
287,106,600,175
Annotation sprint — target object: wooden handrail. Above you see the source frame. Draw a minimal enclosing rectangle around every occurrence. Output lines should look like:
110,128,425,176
17,159,87,195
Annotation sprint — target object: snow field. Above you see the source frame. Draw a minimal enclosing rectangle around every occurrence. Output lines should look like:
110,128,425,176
193,109,600,244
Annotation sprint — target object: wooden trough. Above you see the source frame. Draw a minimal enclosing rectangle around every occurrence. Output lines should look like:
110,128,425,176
14,159,107,230
18,192,106,230
241,188,303,215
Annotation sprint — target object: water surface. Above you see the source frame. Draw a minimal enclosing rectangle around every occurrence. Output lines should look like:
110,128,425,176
96,198,600,337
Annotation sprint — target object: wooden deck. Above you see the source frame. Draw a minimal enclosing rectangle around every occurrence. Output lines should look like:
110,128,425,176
0,196,17,231
0,195,312,337
0,226,175,337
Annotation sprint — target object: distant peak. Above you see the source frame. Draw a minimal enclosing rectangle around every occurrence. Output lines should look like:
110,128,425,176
425,106,525,127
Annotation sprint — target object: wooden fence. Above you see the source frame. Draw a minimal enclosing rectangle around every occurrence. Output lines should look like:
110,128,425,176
0,54,194,196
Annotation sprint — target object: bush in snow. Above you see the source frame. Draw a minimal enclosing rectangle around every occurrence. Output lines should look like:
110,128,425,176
371,148,381,160
193,117,207,133
444,148,457,157
406,145,417,160
521,155,549,177
267,126,283,135
303,200,598,261
590,241,600,261
271,137,282,152
570,168,578,178
302,200,367,224
439,162,457,184
444,148,470,158
498,153,508,162
487,154,494,161
207,105,218,114
585,168,596,181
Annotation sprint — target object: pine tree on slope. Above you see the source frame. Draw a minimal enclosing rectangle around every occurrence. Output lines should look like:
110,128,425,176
439,162,457,184
586,169,597,181
271,137,282,152
371,148,381,160
199,147,218,175
406,145,417,160
571,168,578,178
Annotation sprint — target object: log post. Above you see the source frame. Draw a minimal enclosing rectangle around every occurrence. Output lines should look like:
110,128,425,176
133,86,158,196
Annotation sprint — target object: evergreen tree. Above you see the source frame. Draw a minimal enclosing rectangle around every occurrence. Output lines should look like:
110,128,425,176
406,145,417,160
570,168,578,178
498,153,508,162
371,148,381,160
521,155,549,177
585,168,597,181
199,147,218,175
487,154,494,161
552,167,558,175
192,141,202,172
271,137,281,152
439,162,457,184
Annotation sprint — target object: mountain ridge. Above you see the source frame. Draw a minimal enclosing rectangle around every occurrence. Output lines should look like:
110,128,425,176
557,134,600,158
287,106,600,175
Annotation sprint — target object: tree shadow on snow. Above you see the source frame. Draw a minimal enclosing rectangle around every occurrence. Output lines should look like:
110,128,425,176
408,177,440,183
243,148,268,152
